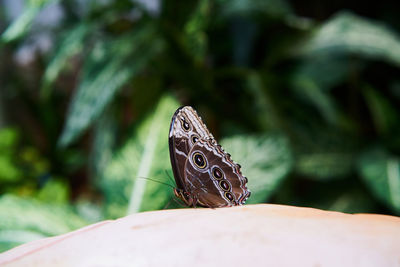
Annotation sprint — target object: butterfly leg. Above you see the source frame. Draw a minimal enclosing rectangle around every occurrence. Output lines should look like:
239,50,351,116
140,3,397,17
192,195,198,208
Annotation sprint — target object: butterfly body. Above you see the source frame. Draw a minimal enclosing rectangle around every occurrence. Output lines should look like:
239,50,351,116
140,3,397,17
169,106,250,208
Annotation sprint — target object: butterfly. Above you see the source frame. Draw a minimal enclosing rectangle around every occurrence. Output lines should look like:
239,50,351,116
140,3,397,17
168,106,250,208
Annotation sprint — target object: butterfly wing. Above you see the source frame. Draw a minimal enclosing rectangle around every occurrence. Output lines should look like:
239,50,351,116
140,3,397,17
183,139,250,208
168,106,214,190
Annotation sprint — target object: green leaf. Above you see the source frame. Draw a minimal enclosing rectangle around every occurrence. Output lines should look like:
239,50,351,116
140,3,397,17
102,95,179,218
0,157,22,182
362,85,400,136
293,55,350,92
184,0,210,63
292,76,340,125
0,127,19,148
357,148,400,214
36,179,70,204
299,11,400,67
0,128,22,182
90,107,117,185
293,128,357,180
74,200,103,224
220,134,292,203
58,24,164,147
326,188,378,213
0,194,88,252
0,230,47,253
219,0,292,18
1,0,57,43
246,73,281,130
297,181,377,214
290,55,353,126
295,152,354,180
41,23,90,99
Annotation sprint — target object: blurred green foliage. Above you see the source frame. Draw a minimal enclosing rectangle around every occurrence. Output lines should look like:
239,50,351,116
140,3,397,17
1,0,400,252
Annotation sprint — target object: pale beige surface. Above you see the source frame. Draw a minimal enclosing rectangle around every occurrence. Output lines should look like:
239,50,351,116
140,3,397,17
1,204,400,267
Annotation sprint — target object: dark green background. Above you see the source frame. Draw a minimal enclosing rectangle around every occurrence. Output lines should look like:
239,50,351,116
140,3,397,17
1,0,400,252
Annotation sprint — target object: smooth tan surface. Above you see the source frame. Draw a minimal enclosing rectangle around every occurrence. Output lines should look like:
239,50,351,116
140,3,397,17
1,204,400,267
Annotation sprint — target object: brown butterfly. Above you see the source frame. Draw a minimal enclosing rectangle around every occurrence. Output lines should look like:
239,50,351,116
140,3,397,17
169,106,250,208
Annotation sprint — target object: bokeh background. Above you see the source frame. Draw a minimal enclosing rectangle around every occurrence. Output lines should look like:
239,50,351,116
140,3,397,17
1,0,400,252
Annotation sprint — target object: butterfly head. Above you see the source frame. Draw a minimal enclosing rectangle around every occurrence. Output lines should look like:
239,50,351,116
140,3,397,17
173,188,194,207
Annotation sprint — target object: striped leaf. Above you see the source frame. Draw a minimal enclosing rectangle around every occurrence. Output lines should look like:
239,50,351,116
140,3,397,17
101,95,179,218
0,195,88,252
221,134,292,203
1,0,58,43
299,11,400,67
358,148,400,214
58,24,164,147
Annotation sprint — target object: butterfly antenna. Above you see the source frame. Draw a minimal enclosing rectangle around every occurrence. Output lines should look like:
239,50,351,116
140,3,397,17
164,170,175,186
137,176,175,189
